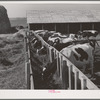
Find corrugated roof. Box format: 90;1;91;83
27;10;100;23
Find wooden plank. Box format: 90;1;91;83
42;24;44;30
28;23;30;31
57;52;60;77
68;65;72;89
54;49;56;59
60;55;63;80
62;60;68;89
67;23;69;34
25;62;30;89
51;48;54;61
74;70;79;90
30;62;34;89
80;23;82;31
55;24;56;31
92;23;94;30
81;77;87;90
49;47;52;63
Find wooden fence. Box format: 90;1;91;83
24;31;99;90
24;32;34;89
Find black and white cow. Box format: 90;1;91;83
60;41;95;74
48;33;77;51
37;46;47;55
78;30;98;39
48;33;76;46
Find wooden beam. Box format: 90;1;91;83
57;52;60;77
62;60;68;89
28;23;30;31
80;23;82;31
92;23;94;30
68;65;72;89
55;23;56;31
75;70;79;90
42;24;44;30
67;23;69;34
81;77;87;90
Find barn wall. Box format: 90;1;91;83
69;23;80;34
56;23;67;34
29;22;100;34
81;23;92;31
42;23;55;31
94;23;100;32
30;23;42;30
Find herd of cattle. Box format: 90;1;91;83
29;30;99;79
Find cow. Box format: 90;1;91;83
78;30;98;39
35;30;56;42
60;41;96;75
48;34;77;51
32;39;42;49
37;46;47;55
47;33;75;46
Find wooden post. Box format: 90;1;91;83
55;23;56;31
81;77;87;90
54;49;56;59
30;60;34;89
25;62;30;89
60;55;63;80
75;70;79;90
51;48;54;61
62;60;68;89
67;23;69;34
57;52;60;77
28;41;34;89
92;23;94;30
28;23;30;31
68;65;72;89
47;45;49;56
49;47;52;63
80;23;82;31
24;34;30;89
42;24;44;30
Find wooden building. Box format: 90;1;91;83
27;10;100;34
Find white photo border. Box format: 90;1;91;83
0;1;100;99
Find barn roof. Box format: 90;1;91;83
27;10;100;23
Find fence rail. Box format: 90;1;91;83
24;32;34;89
24;30;99;90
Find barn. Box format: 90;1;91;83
27;10;100;34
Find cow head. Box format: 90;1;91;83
42;59;57;81
31;37;37;43
34;40;42;49
37;46;47;55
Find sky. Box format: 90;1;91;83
1;3;100;18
